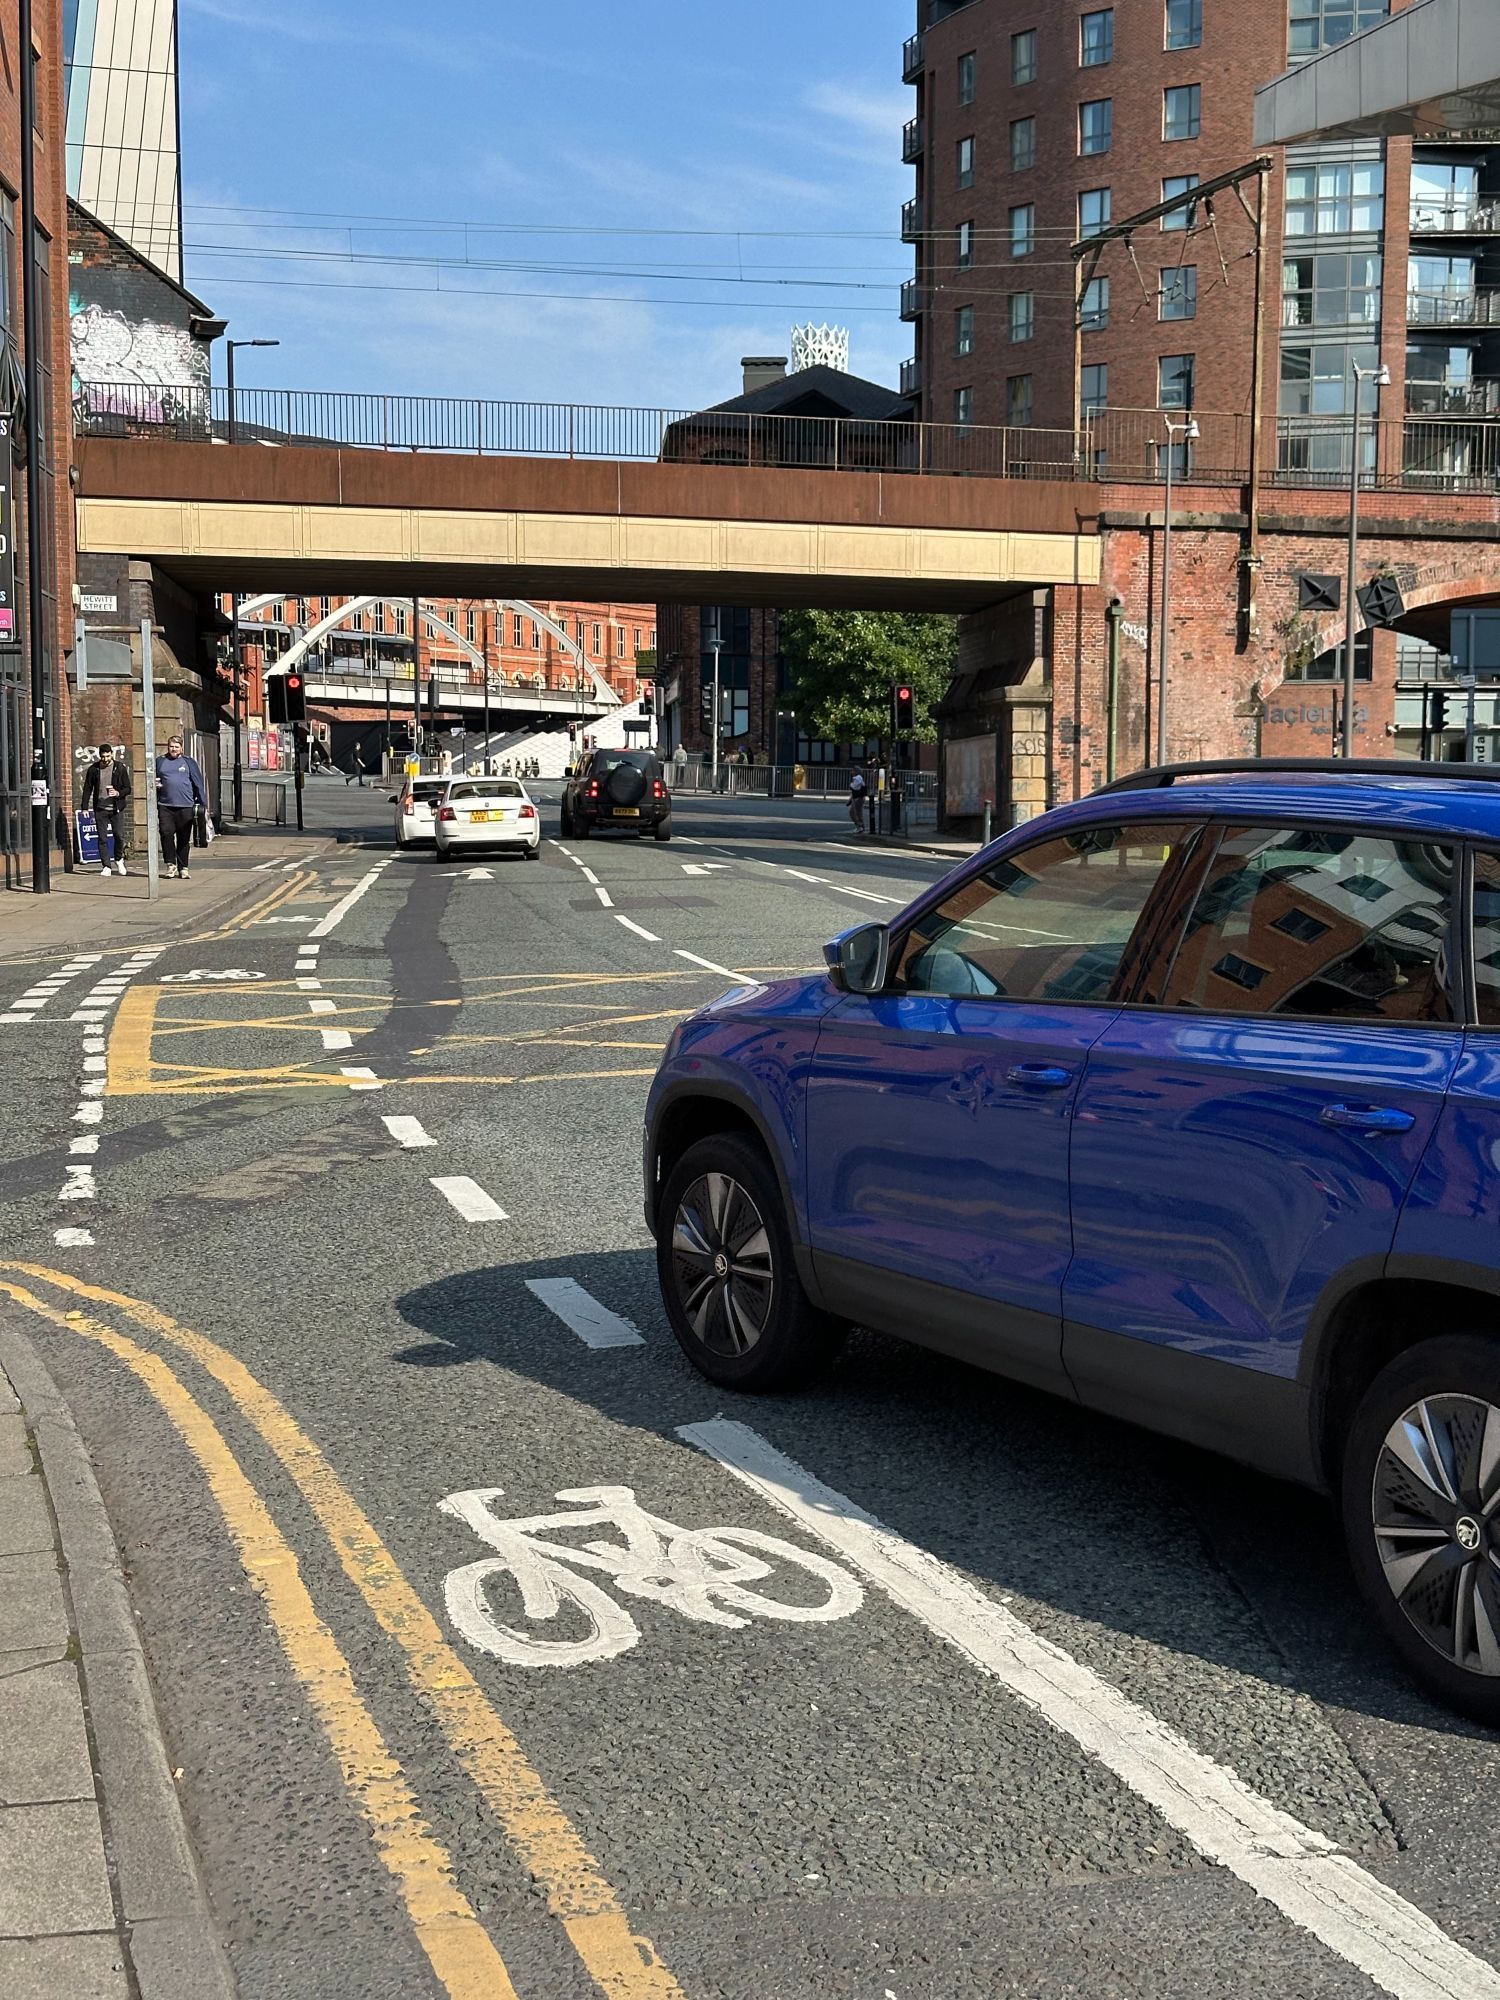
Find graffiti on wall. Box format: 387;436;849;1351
69;302;206;422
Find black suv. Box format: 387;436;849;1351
561;748;672;841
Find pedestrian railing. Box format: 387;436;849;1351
223;779;288;826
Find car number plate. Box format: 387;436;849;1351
470;811;501;822
613;807;641;817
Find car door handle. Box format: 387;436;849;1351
1319;1102;1416;1135
1006;1064;1073;1090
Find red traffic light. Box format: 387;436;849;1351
898;686;911;700
286;673;302;690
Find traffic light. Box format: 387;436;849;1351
892;683;915;733
701;684;714;725
1431;691;1449;734
266;671;306;726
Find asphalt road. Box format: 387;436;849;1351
2;777;1498;2000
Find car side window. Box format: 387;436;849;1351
1471;850;1500;1025
1151;823;1455;1023
891;820;1198;1003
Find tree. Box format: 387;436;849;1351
779;610;956;745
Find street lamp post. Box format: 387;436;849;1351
1340;358;1391;759
709;639;723;792
1156;415;1200;767
225;338;279;820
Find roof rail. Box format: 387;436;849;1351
1098;757;1500;794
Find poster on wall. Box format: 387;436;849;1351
944;733;998;818
248;733;262;771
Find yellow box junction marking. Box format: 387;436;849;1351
0;1276;519;2000
0;1264;687;2000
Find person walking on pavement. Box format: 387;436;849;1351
352;743;367;787
847;762;870;837
81;743;131;875
155;734;208;880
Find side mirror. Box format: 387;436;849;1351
824;921;889;996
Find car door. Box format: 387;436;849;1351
803;815;1203;1392
1064;818;1465;1469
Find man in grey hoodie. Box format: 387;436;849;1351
155;734;209;879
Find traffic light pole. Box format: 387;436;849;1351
294;725;305;831
19;0;49;892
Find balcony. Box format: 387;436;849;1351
901;197;923;243
902;116;924;163
900;279;923;321
1411;198;1500;236
1408;287;1500;326
1406;377;1500;417
900;356;923;398
903;30;925;81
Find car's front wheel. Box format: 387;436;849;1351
656;1133;845;1391
1342;1333;1500;1724
559;806;573;836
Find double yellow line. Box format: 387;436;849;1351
0;1264;685;2000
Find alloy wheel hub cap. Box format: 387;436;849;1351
1373;1393;1500;1676
669;1172;774;1359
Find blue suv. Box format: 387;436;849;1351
645;760;1500;1720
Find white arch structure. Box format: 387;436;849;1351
241;594;620;707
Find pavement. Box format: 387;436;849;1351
0;776;1496;1999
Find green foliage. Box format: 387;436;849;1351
779;610;956;744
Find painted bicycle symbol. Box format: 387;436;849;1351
159;969;267;984
439;1483;863;1667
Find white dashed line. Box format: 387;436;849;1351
73;1103;103;1125
319;1028;354;1052
340;1067;382;1091
673;949;758;988
381;1115;435;1149
684;1419;1500;2000
296;978;322;992
57;1165;96;1203
53;1228;95;1248
593;884;615;909
429;1176;508;1223
308;999;337;1015
614;915;661;943
580;866;600;885
69;1135;99;1156
525;1277;644;1350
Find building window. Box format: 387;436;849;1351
1288;0;1389;57
1159;352;1196;408
1161;173;1201;229
1007;375;1034;426
1081;276;1110;332
372;602;386;635
634;627;643;653
1279;340;1379;416
615;626;626;656
1079;99;1112;156
575;618;586;646
1011;28;1036;85
955;304;974;356
1282;250;1381;326
957;219;976;268
1079;187;1112;237
1160;265;1198;320
512;613;524;646
957;136;975;189
1165;0;1203;48
531;621;541;648
954;386;974;427
1284;158;1383;235
1081;9;1114;65
592;623;602;654
958;50;976;104
1163;84;1201;141
1010;293;1035;342
1010;205;1035;257
465;607;477;646
1009;118;1035;172
394;604;407;635
1081;363;1109;414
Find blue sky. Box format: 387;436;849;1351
180;0;913;411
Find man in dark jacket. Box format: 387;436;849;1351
155;735;209;880
80;744;132;876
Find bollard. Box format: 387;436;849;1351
982;801;993;848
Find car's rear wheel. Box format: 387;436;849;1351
525;844;540;861
1342;1334;1500;1723
575;818;591;839
656;1133;845;1391
654;816;673;842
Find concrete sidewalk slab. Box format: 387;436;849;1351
0;1333;234;1999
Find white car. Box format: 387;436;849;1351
434;777;541;861
393;776;448;850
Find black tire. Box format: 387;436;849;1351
654;817;673;843
525;844;540;861
575;817;591;839
559;806;573;836
1341;1333;1500;1724
656;1133;845;1391
436;846;452;864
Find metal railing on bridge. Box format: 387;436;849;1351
71;384;1500;495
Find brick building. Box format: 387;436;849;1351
901;0;1500;825
231;595;654;765
0;0;80;884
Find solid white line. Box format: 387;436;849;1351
593;883;615;909
525;1277;644;1350
308;999;337;1015
429;1175;508;1222
682;1419;1500;2000
251;859;279;872
672;949;757;988
381;1115;435;1149
53;1228;95;1248
309;865;384;939
614;915;661;943
319;1028;354;1052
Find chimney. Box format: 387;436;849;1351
741;355;787;395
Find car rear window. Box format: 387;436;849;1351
591;752;654;775
450;781;523;799
409;782;445;800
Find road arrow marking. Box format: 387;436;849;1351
465;868;495;880
681;863;729;876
